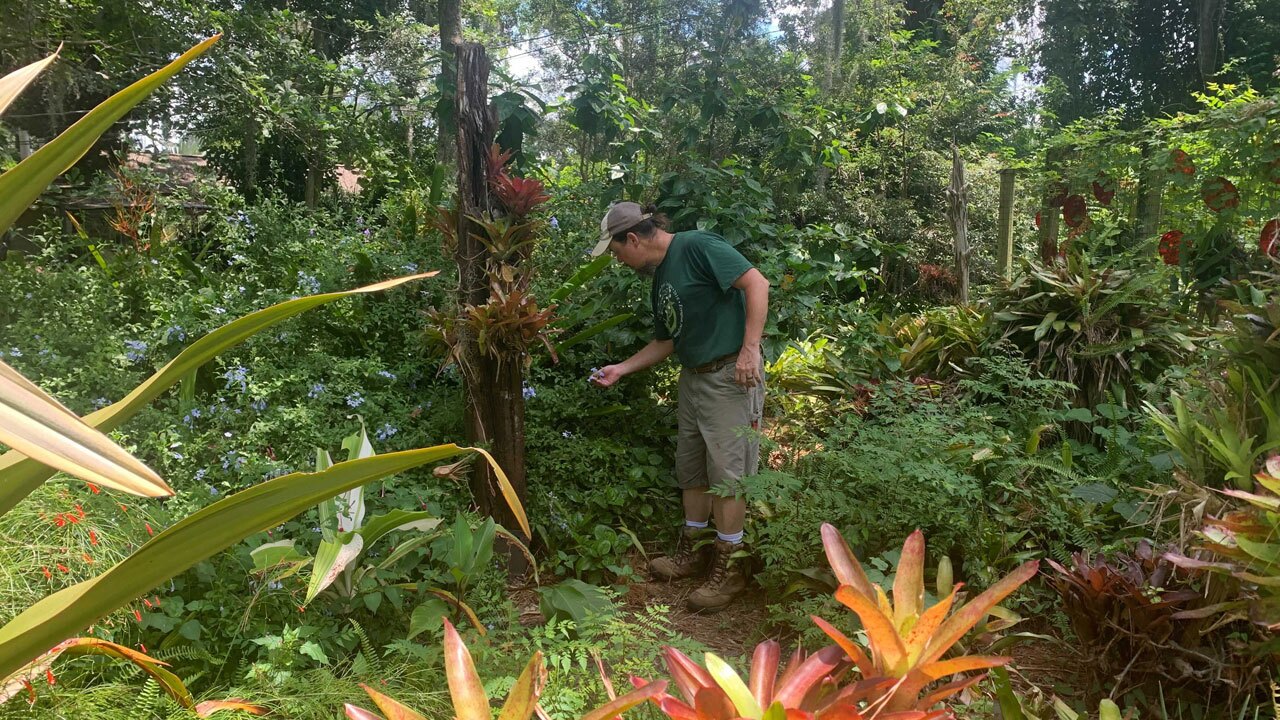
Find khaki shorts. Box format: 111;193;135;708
675;358;765;494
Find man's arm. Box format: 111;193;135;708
592;339;675;387
732;268;770;387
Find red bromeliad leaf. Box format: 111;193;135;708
817;703;867;720
581;680;669;720
1061;194;1088;228
487;144;514;181
920;561;1038;667
344;704;385;720
1158;230;1184;265
657;694;700;720
693;685;736;720
358;683;427;720
1092;175;1116;206
491;174;550;217
775;646;808;692
772;646;846;709
810;616;875;677
834;587;906;671
915;672;985;710
1261;218;1280;258
821;524;877;601
664;647;716;703
892;531;926;625
443;619;490;720
749;640;781;706
1202;176;1240;212
902;587;958;658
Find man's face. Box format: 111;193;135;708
610;233;658;276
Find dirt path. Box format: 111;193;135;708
620;575;775;657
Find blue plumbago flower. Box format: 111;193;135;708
308;383;326;398
212;306;226;315
221;451;245;471
562;430;574;438
267;580;283;590
362;228;371;237
195;468;208;481
345;392;364;408
182;407;202;426
375;423;398;441
356;216;365;226
401;262;418;273
263;467;290;479
549;216;559;230
249;398;267;413
522;383;536;400
223;365;248;393
230;254;247;265
376;370;396;380
309;227;316;236
588;367;603;383
124;340;148;362
296;271;321;294
93;397;110;409
164;325;186;342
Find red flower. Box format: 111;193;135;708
1202;176;1240;212
1159;230;1184;265
1170;149;1196;176
1262;218;1280;258
144;523;153;536
45;669;55;686
57;564;69;573
1062;194;1088;228
86;482;100;494
41;567;51;580
81;552;94;565
1092;175;1116;206
89;529;98;546
133;609;142;622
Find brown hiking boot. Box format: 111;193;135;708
649;526;712;580
687;540;749;612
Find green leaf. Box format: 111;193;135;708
407;598;450;640
556;313;633;353
0;443;482;679
536;579;615;627
0;273;437;517
0;36;220;234
299;641;329;665
549;255;612;304
1070;483;1118;504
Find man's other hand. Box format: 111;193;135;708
734;348;762;388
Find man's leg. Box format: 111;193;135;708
687;362;764;610
650;370;714;580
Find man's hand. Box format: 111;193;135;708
591;365;626;387
734;347;762;388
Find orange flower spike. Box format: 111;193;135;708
75;504;85;518
145;523;153;536
139;643;147;653
41;567;51;580
45;669;55;686
53;515;66;527
143;598;153;608
57;564;69;573
87;481;101;494
89;529;99;546
22;679;35;705
119;503;128;512
82;553;94;564
66;513;80;525
133;609;142;623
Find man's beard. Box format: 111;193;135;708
637;262;657;277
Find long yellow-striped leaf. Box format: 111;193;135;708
0;444;479;679
0;49;59;117
834;585;907;673
0;360;172;497
892;530;926;628
0;36;219;233
443;618;490;720
704;652;762;720
0;273;437;517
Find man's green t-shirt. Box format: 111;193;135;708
651;230;754;368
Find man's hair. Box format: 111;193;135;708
611;203;669;243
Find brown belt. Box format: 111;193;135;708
690;351;739;374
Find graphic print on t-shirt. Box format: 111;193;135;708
657;282;683;339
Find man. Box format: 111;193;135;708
589;201;769;611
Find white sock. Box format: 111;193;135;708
684;519;709;529
716;530;744;544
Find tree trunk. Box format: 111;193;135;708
1196;0;1223;83
946;144;969;303
453;43;531;572
996;168;1016;280
437;0;462;169
826;0;846;92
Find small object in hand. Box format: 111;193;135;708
589;368;604;383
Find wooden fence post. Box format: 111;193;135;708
1038;147;1065;263
996;168;1015;279
946;144;970;303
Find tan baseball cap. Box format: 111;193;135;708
591;202;653;257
